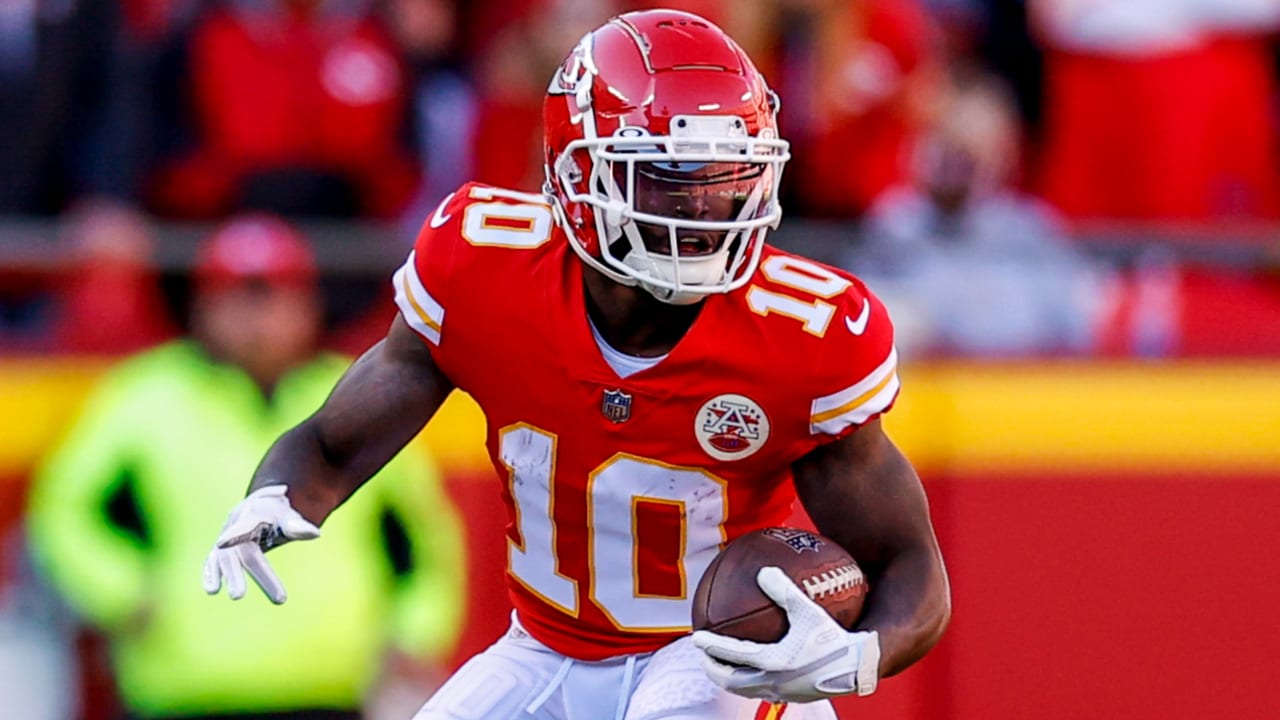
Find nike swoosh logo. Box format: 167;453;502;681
428;192;456;228
845;298;870;335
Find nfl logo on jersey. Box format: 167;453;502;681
601;389;633;423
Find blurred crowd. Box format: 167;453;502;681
4;0;1278;222
3;0;1280;359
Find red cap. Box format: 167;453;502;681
195;214;317;290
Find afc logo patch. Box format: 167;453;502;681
762;527;825;554
694;393;770;461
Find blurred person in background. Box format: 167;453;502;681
848;69;1106;357
53;201;176;354
27;214;466;720
0;523;78;720
115;0;205;202
383;0;478;219
0;0;179;349
0;203;173;354
920;0;1045;137
779;0;944;218
464;0;622;191
148;0;420;219
0;0;139;215
1027;0;1280;357
1032;0;1280;220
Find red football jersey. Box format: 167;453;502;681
394;183;899;660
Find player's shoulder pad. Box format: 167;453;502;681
750;251;900;437
409;182;557;270
395;183;556;346
810;276;899;436
409;181;485;263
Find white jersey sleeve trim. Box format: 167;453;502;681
809;347;899;435
393;251;445;346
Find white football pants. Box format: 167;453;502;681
412;614;837;720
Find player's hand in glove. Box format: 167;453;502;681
202;485;320;604
692;566;881;704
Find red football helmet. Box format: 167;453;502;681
543;9;790;304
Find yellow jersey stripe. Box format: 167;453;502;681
811;368;898;425
811;347;898;416
399;270;441;334
392;254;444;345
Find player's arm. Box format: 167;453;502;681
203;315;454;603
249;315;453;521
206;186;469;604
793;417;950;675
694;420;949;702
793;283;950;681
696;274;948;701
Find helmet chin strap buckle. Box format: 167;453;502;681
555;153;583;184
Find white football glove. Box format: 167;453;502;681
202;485;320;604
692;566;881;704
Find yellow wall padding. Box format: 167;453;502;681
5;360;1278;479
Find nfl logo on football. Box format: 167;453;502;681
601;389;633;423
762;527;825;553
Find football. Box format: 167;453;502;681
691;527;868;644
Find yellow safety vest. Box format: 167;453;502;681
27;341;465;716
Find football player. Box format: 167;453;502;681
205;9;950;719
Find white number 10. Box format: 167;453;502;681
499;423;728;631
746;255;853;336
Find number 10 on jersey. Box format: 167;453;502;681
500;423;728;632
